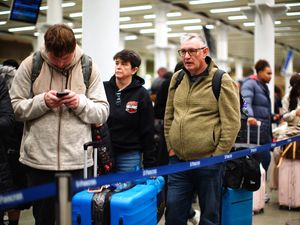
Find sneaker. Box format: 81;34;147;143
188;209;200;225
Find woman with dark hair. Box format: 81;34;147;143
104;49;157;173
282;73;300;125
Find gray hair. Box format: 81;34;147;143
180;33;207;47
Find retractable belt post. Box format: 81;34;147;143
55;173;72;225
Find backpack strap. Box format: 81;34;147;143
31;51;44;84
31;52;93;91
212;69;225;101
81;54;92;90
174;69;185;89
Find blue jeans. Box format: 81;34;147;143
165;156;224;225
115;150;141;172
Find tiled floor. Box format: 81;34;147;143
17;188;300;225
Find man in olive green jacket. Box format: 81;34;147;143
164;33;240;225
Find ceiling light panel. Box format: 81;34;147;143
8;26;35;32
210;7;241;13
120;5;152;13
189;0;234;5
167;19;201;25
120;22;152;29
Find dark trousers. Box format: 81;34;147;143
25;166;86;225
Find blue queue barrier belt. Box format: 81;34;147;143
1;135;299;210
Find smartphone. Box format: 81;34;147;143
56;92;69;97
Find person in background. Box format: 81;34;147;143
282;73;300;126
0;75;15;225
9;24;109;225
150;67;168;102
274;85;283;119
241;59;281;203
164;33;240;225
104;49;157;174
0;59;30;225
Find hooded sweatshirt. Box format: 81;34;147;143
104;75;157;168
9;45;109;171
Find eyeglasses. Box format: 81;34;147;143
115;91;121;106
177;47;206;57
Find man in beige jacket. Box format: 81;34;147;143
10;24;109;225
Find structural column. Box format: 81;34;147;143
235;59;243;81
215;21;229;72
243;0;287;111
168;44;178;72
154;2;169;73
82;0;119;81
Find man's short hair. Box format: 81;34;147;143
44;24;76;58
113;49;141;68
255;59;270;74
180;33;207;47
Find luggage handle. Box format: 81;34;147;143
83;141;101;179
247;120;261;145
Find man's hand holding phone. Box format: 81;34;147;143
58;89;80;110
56;91;69;98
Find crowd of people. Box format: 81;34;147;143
0;23;296;225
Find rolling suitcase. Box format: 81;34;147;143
252;164;265;213
72;141;108;225
278;157;300;209
72;141;165;225
221;188;253;225
235;122;265;213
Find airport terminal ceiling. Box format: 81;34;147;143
0;0;300;74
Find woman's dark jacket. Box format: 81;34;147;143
104;75;157;168
0;76;15;193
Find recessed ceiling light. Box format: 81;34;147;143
120;17;131;22
184;25;203;31
205;24;214;29
286;3;300;7
167;33;185;38
0;10;10;15
243;22;255;27
274;21;281;25
139;27;172;34
286;12;300;16
144;12;182;19
125;35;137;41
167;19;201;25
228;15;247;20
72;28;82;33
210;7;241;13
75;34;82;39
275;27;291;31
69;12;82;18
189;0;234;5
8;26;35;32
40;2;76;10
120;5;152;13
120;22;152;29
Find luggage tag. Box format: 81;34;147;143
88;185;111;193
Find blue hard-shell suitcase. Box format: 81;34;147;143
221;188;252;225
72;141;165;225
110;177;165;225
